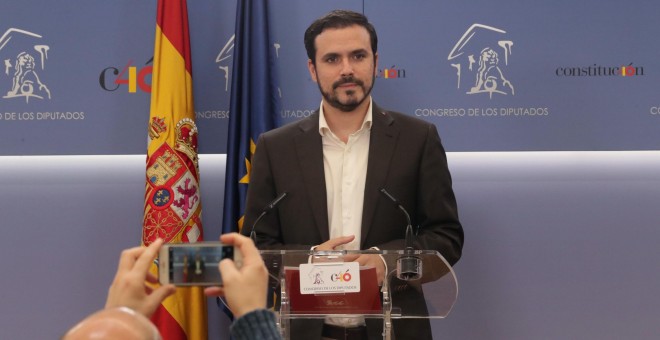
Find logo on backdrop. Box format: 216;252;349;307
99;57;153;93
215;34;282;97
377;65;406;79
0;28;51;103
215;35;234;92
416;23;549;120
447;24;514;98
554;63;644;77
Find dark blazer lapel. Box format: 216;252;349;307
293;112;330;241
361;105;398;248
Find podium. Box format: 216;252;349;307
259;249;457;339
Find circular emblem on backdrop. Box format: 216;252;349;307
150;186;173;210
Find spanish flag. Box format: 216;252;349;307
142;0;207;339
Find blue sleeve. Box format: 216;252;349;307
230;309;281;340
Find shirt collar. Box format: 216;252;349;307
318;97;373;137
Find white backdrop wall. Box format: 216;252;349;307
1;152;659;339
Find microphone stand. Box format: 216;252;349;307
379;188;422;281
249;192;287;243
247;192;288;312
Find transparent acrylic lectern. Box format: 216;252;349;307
259;249;458;340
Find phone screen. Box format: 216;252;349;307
167;244;233;285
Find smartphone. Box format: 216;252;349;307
158;242;242;286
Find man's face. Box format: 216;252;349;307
307;25;377;113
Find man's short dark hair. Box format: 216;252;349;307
304;9;378;64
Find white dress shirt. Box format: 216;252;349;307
318;99;373;328
318;99;372;251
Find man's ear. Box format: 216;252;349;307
373;52;379;76
307;59;318;83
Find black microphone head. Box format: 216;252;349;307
251;192;288;244
263;191;288;211
266;191;288;210
379;187;399;204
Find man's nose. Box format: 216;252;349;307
339;58;354;77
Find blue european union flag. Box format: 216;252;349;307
222;0;279;236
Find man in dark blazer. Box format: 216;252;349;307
242;106;462;260
242;9;463;340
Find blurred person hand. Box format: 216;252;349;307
105;239;176;317
204;233;269;318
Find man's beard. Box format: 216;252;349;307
317;74;375;112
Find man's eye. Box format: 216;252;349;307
353;54;366;60
325;57;337;63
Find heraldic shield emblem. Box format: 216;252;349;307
143;121;202;245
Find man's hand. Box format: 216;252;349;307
316;236;385;284
345;254;386;284
204;233;269;318
315;235;355;251
105;239;176;317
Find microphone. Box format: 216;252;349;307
379;188;414;251
247;192;287;310
249;192;288;243
379;188;422;281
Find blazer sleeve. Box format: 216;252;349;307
240;133;317;250
374;123;463;266
240;135;278;242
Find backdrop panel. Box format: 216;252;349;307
1;0;658;155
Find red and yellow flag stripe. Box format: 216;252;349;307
143;0;206;339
